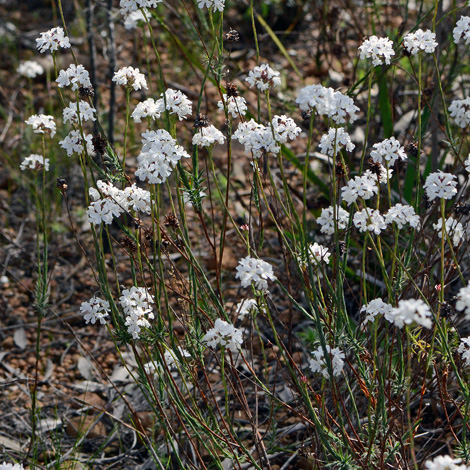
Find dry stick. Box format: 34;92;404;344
106;0;116;145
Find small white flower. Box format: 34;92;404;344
456;285;470;319
217;94;247;118
449;98;470;128
161;88;192;120
453;16;470;45
59;130;94;157
120;286;154;339
192;125;225;147
361;298;393;323
124;9;148;29
236;299;258;321
319;128;355;157
316;206;349;235
86;199;122;225
363;166;393;184
359;36;395;66
424;455;467;470
80;296;110;325
56;64;92;90
389;299;432;329
235;256;276;292
122;184;151;214
245;63;281;92
464;155;470;173
433;216;465;246
385;204;420;229
370;137;407;166
271;115;301;143
299;242;331;267
341;174;378;206
233;120;280;158
20;154;49;172
36;27;71;53
197;0;225;12
353;209;387;235
309;345;345;378
423;171;457;200
113;66;147;91
63;101;97;124
0;463;25;470
458;337;470;368
25;114;56;138
132;98;163;123
17;60;44;78
119;0;161;16
403;29;437;55
202;318;243;352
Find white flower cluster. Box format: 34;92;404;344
192;125;225;148
271;115;302;143
236;299;258;321
245;63;281;92
370;137;407;166
453;16;470;45
353;209;386;235
389;299;432;329
385;204;420;229
113;66;147;91
359;36;395;66
197;0;225;12
217;94;247;118
80;296;110;325
449;98;470;128
25;114;56;138
17;60;44;78
363;166;392;184
132;98;162;122
319;128;355;157
341;174;378;206
433;216;465;246
235;256;276;292
20;154;49;172
296;84;359;124
135;129;190;184
120;286;155;339
361;298;393;323
458;337;470;368
0;463;24;470
456;285;470;319
299;242;331;268
162;88;193;120
119;0;161;16
60;130;94;157
424;455;469;470
87;180;151;225
202;318;243;353
309;345;345;379
56;64;91;90
36;27;71;53
423;171;457;201
233;120;279;158
63;101;96;124
316;206;349;235
403;29;437;55
124;9;148;29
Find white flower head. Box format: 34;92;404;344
456;285;470;319
20;154;49;172
161;88;192;120
319;128;355;157
25;114;56;138
36;27;71;53
233;120;280;158
309;345;345;378
63;101;96;124
341;174;378;206
235;256;276;292
119;0;162;16
299;242;331;268
385;204;420;229
86;198;122;225
60;130;94;157
433;216;465;246
353;209;387;235
403;29;437;55
389;299;432;329
197;0;225;12
56;64;92;90
359;36;395;66
132;98;163;123
449;98;470;128
120;286;155;339
192;125;225;148
217;94;247;118
316;206;350;235
245;63;281;92
361;298;393;323
17;60;44;78
370;137;407;166
458;337;470;368
0;463;24;470
236;299;259;321
202;318;243;352
124;9;148;29
113;66;147;91
424;455;467;470
271;115;301;143
423;171;457;201
454;16;470;45
80;296;110;325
